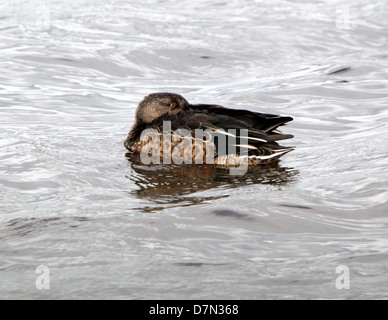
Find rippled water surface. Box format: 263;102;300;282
1;0;388;299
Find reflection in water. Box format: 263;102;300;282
125;153;298;209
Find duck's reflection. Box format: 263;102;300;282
125;153;298;207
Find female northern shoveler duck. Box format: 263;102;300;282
124;93;294;166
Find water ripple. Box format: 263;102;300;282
1;0;388;299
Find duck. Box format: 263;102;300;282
124;92;294;166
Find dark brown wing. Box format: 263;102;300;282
189;104;293;142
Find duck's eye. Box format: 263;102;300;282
170;103;176;108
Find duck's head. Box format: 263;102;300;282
135;92;190;124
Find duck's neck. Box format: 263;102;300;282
126;121;148;144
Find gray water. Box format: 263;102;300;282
1;0;388;299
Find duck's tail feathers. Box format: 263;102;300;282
260;116;293;133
